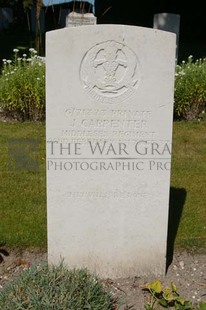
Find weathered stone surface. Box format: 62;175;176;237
46;25;176;278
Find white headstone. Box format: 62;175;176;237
46;25;176;278
153;13;180;62
66;11;96;27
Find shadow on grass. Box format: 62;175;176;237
166;187;187;272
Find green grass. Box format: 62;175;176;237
0;121;46;248
171;121;206;250
0;120;206;252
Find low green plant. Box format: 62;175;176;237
0;262;117;309
174;56;206;120
0;48;45;121
143;280;206;310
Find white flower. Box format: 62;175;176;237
29;48;37;53
179;71;185;76
37;56;45;62
27;58;32;62
23;54;27;57
7;60;12;64
13;48;19;53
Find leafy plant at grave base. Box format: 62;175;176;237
0;261;118;310
142;280;206;310
0;48;45;121
174;56;206;121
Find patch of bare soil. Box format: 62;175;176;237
0;248;206;309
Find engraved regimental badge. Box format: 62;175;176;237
80;40;141;104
